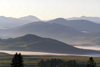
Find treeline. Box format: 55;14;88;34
38;59;84;67
38;57;96;67
10;53;96;67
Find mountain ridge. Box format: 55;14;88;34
0;34;100;55
0;17;100;46
0;15;41;28
3;21;87;44
19;15;41;22
67;16;100;24
47;18;100;32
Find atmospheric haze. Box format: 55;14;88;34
0;0;100;20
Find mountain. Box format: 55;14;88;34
0;34;100;55
0;16;41;28
1;20;100;45
67;16;100;24
19;15;41;22
0;18;100;46
47;18;100;32
4;21;86;44
47;18;100;45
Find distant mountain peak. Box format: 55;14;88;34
27;15;36;17
48;18;67;23
24;34;35;36
0;15;41;28
0;16;9;19
19;15;41;22
55;18;67;20
21;34;40;38
0;16;5;17
81;16;86;18
22;15;37;18
67;16;100;24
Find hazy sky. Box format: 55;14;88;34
0;0;100;20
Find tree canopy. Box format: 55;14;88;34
86;57;96;67
11;53;24;67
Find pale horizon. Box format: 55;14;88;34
0;0;100;20
0;15;100;21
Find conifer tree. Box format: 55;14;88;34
86;57;96;67
38;59;45;67
11;53;24;67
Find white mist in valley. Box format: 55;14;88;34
0;46;100;56
0;50;69;55
75;45;100;51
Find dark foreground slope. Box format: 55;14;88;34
0;34;100;55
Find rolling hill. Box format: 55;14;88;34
4;22;87;44
0;34;100;55
47;18;100;32
0;18;99;46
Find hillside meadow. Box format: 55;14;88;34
0;54;100;67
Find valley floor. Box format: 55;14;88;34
0;55;100;67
